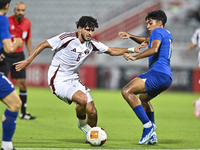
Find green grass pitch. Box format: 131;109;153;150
0;87;200;149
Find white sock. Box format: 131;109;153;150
1;141;13;150
196;98;200;106
152;131;157;135
143;121;152;128
78;118;87;127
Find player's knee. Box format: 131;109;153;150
121;87;130;99
10;99;22;112
79;94;87;108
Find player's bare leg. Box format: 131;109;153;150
121;77;146;108
1;91;21;150
86;101;97;127
73;90;91;134
84;101;97;143
2;91;22;112
73;91;87;115
121;77;156;144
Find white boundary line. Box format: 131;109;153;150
17;148;200;150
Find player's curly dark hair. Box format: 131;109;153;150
145;10;167;27
76;16;99;29
0;0;11;10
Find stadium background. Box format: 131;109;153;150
6;0;200;92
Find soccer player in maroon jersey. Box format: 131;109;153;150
0;2;36;120
14;16;146;142
188;28;200;118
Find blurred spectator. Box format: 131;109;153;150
186;6;200;25
194;6;200;22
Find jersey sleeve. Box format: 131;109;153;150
151;28;163;41
91;40;109;54
47;32;72;51
0;17;11;41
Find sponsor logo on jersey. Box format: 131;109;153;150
71;48;76;52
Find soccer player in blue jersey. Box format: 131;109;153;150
119;10;173;145
0;0;23;149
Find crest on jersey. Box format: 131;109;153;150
84;49;90;55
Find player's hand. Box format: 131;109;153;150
13;59;30;72
0;53;5;62
134;41;148;53
188;43;196;50
124;53;136;61
14;37;23;48
118;32;130;39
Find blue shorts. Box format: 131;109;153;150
0;73;15;99
138;69;172;98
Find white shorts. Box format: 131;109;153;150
48;67;93;104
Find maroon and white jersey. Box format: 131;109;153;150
47;31;108;82
191;28;200;48
191;28;200;67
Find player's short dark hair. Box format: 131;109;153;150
0;0;11;10
145;10;167;27
76;16;99;29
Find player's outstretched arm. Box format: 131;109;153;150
105;47;129;56
118;31;149;44
105;41;147;56
124;40;159;61
14;40;51;71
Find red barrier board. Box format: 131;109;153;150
192;68;200;92
79;65;97;88
10;64;97;88
10;63;49;87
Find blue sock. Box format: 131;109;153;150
146;112;155;124
133;105;150;125
2;109;18;141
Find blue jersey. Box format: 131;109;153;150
148;28;173;79
0;15;14;98
0;15;11;52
